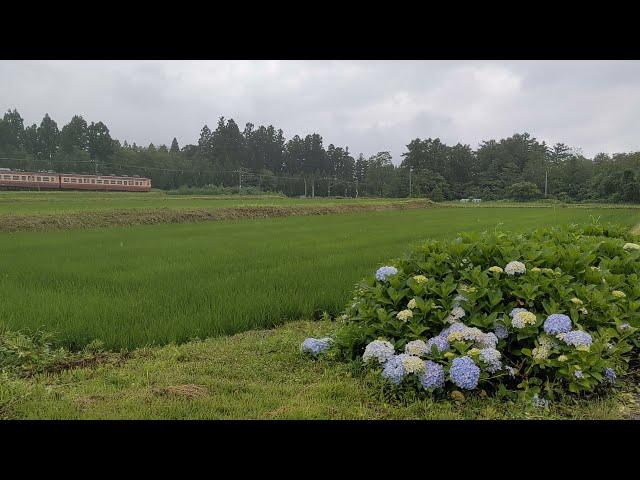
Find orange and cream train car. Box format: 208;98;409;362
0;170;151;192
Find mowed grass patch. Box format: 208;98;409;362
0;190;401;215
1;207;638;349
1;321;636;420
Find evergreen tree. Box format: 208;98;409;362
170;137;180;153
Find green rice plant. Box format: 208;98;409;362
1;207;638;349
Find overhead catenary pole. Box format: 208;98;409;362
409;168;412;198
544;169;548;197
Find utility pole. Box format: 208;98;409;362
544;169;548;197
355;177;358;198
238;169;242;192
328;177;331;197
312;177;315;198
409;168;412;198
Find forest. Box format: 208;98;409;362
1;108;639;202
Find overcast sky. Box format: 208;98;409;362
1;60;639;162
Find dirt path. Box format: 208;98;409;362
0;199;439;233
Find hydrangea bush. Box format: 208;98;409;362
306;223;640;401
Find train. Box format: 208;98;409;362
0;169;151;192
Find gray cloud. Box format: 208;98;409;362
1;60;639;162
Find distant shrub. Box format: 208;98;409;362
506;181;543;201
166;184;283;196
311;223;639;401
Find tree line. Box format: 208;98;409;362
1;108;639;202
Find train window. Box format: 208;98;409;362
70;178;76;183
97;179;102;184
42;177;47;181
21;176;26;180
91;179;95;183
4;175;10;179
13;176;18;180
111;180;116;184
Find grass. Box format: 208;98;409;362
0;199;436;233
1;206;638;349
0;190;403;215
2;320;637;420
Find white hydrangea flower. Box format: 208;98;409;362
413;275;427;284
407;298;417;309
397;309;413;322
532;345;550;360
402;355;426;374
505;261;526;276
362;340;395;364
404;340;428;357
512;310;537;329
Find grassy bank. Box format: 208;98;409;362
0;191;403;215
1;207;638;349
1;320;637;420
0;199;436;233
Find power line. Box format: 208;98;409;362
0;156;398;196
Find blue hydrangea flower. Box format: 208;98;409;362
604;367;616;385
426;335;449;353
531;394;549;408
619;323;631;331
453;294;468;307
301;337;332;357
449;356;480;390
381;354;406;385
494;324;509;340
479;332;499;349
574;370;584;379
479;348;502;373
419;360;445;390
509;308;527;318
506;366;517;377
375;266;398;282
563;330;593;349
440;322;466;337
543;314;572;335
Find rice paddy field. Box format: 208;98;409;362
2;193;640;420
1;196;638;350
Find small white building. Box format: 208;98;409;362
460;198;470;203
472;198;482;203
